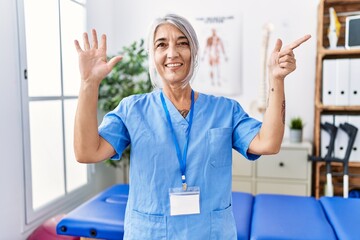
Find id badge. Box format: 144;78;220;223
169;186;200;216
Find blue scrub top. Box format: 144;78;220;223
98;89;262;240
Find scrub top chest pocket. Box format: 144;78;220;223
208;128;233;168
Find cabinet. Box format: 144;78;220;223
313;0;360;198
232;141;312;196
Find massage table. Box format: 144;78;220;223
57;184;360;239
251;194;336;239
320;196;360;239
57;184;128;239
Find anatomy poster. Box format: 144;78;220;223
191;15;242;96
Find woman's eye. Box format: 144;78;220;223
179;41;189;46
156;42;166;48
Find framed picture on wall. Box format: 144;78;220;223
190;14;242;96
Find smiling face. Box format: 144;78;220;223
153;23;191;87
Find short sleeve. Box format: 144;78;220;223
98;100;131;160
232;102;262;160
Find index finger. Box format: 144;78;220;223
287;34;311;50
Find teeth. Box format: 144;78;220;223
166;63;182;67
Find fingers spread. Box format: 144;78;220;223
79;29;105;52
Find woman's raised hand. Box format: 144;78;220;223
74;29;122;85
268;34;311;81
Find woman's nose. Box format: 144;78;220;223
167;44;179;59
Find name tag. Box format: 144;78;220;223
169;186;200;216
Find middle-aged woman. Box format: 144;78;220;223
74;13;311;239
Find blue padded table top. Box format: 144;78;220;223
57;184;129;240
57;184;254;240
232;191;254;240
320;196;360;240
251;194;337;240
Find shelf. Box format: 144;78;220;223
315;162;360;198
319;48;360;58
315;104;360;113
330;172;360;177
324;0;360;4
324;0;360;6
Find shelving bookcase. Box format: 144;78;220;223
313;0;360;198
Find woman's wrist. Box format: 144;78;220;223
79;80;100;96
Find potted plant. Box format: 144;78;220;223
98;39;153;170
289;117;304;143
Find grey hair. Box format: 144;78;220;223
146;13;199;88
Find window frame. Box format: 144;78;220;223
16;0;93;225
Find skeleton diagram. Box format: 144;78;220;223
202;28;228;86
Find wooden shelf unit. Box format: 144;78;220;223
315;162;360;197
313;0;360;198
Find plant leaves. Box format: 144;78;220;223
98;39;152;168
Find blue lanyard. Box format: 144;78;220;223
160;90;194;190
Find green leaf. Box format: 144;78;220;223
289;117;304;130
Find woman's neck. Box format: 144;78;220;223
162;84;194;117
163;84;192;103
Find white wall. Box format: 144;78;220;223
0;0;118;238
0;0;25;238
89;0;319;142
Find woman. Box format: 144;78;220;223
74;14;310;239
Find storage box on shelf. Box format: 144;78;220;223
313;0;360;198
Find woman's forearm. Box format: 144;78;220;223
74;81;102;163
258;77;286;153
